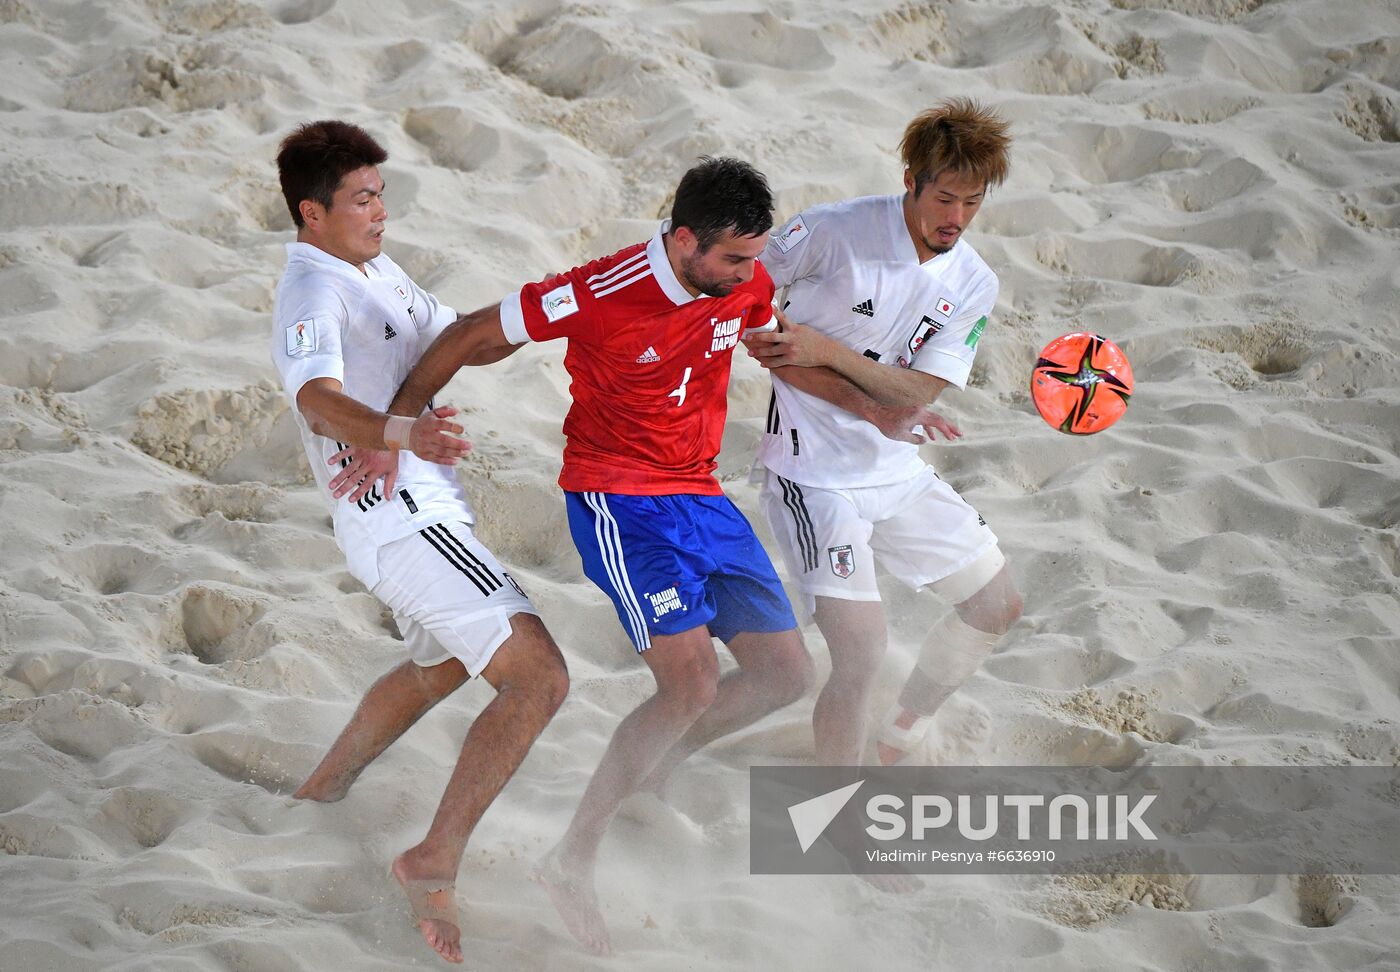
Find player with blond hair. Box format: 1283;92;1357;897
746;98;1024;770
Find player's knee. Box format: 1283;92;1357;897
536;654;570;716
658;675;718;722
654;656;720;721
771;638;816;704
957;580;1023;635
836;630;888;673
815;607;888;667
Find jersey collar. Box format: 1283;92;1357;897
648;219;697;306
285;241;381;279
886;194;960;268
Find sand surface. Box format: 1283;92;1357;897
2;0;1399;969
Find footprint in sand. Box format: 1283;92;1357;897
1293;874;1358;927
170;584;268;665
100;786;188;849
269;0;334;25
404;106;516;173
188;729;320;795
53;542;183;597
17;690;150;763
173;481;281;524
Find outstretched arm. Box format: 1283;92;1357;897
388;303;522;417
326;303;524;503
768;364;960;445
746;308;949;409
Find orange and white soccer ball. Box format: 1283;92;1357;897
1031;332;1134;435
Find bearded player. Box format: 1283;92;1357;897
386;157;815;954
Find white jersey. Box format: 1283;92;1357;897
270;242;472;568
756;194;998;489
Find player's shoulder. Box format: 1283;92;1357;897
280;246;363;297
793;193;891;234
576;240;649;284
276;264;354;324
774;194;898;259
945;239;999;296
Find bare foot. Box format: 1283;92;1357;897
392;852;463;964
537;846;611;956
291;781;349;802
292;768;357;803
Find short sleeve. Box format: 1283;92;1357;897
742;262;777;334
761;211;829;290
907;278;997;389
500;266;604;345
272;294;346;408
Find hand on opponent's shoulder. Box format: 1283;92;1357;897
742;307;838;370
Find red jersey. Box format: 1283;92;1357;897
500;221;775;495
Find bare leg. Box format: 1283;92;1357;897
294;657;470;802
809;599;887;766
540;625;727;956
392;614;569;964
877;566;1023;765
636;626;813;795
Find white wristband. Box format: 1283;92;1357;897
383;415;414;451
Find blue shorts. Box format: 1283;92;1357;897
565;491;798;652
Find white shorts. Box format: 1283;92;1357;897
352;521;538;676
760;466;1002;615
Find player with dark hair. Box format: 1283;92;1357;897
270;119;569;965
385;156;814;954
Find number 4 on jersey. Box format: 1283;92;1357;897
668;367;693;407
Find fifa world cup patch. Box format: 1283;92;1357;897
286;319;317;356
542;282;579;323
829;545;856;579
775;216;809;253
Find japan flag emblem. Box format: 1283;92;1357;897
828;545;856;579
934;297;957;319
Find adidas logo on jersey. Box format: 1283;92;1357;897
852;299;874;317
635;346;661;364
384;322;397;340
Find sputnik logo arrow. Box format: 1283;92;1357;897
787;780;864;853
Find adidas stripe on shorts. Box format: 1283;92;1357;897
564;491;797;652
358;521;538;675
760;466;1002;615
